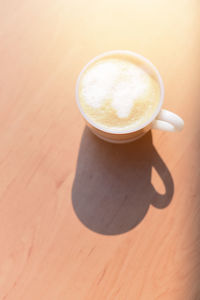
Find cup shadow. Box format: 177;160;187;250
72;128;174;235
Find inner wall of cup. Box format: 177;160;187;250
84;51;161;85
77;51;164;134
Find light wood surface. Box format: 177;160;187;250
0;1;200;299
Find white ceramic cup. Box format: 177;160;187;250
76;50;184;143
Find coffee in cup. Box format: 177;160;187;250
78;55;160;131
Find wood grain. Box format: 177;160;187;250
0;0;200;299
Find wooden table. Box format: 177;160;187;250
0;1;199;299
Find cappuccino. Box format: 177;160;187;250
79;55;160;131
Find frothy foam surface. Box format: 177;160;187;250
79;57;160;131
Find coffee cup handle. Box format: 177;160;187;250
152;109;184;132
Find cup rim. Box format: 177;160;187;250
75;50;164;134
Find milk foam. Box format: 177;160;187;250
79;57;160;130
81;59;150;117
81;61;119;108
